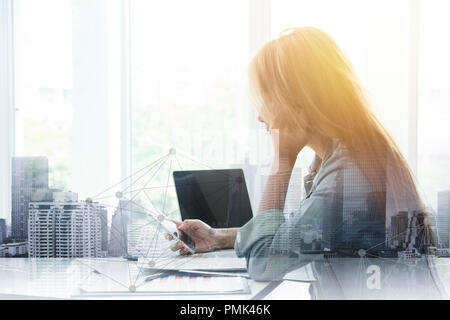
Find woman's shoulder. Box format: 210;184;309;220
313;140;357;189
299;138;378;221
310;139;378;201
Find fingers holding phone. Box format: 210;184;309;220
168;219;217;255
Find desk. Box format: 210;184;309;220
0;258;312;300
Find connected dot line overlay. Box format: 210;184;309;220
80;148;237;292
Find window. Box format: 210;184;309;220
13;0;123;209
14;0;73;190
1;0;448;223
129;0;251;216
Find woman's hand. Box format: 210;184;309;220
168;220;238;256
168;220;216;255
270;128;308;168
258;115;308;170
256;115;309;213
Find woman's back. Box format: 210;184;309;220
234;139;432;281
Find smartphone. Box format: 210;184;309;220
146;201;196;254
178;228;196;253
159;219;196;254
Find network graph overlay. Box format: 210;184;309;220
78;148;238;293
70;148;445;297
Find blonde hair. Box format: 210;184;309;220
249;27;425;219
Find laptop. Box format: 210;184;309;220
173;169;253;228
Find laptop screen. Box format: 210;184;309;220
173;169;253;228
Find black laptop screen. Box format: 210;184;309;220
173;169;253;228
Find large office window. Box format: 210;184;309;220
129;0;251;216
3;0;449;223
13;0;124;210
14;0;73;190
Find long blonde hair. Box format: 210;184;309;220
249;27;424;220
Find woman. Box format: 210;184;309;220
169;27;430;282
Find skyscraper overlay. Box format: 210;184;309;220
0;219;6;244
437;190;450;249
11;157;49;240
28;191;106;258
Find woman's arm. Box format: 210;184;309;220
258;128;306;213
214;228;239;249
170;129;307;255
258;153;295;213
170;151;297;254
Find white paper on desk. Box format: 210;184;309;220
178;269;249;278
145;249;246;271
282;263;316;282
141;275;249;294
264;280;312;300
75;275;250;296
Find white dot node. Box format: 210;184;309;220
129;285;136;293
85;198;93;204
358;249;366;257
148;260;155;268
157;214;165;222
115;191;123;199
169;148;177;155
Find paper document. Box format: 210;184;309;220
263;280;312;300
282;263;316;282
145;249;246;272
75;274;250;296
178;269;249;278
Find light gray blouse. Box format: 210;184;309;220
234;139;387;281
